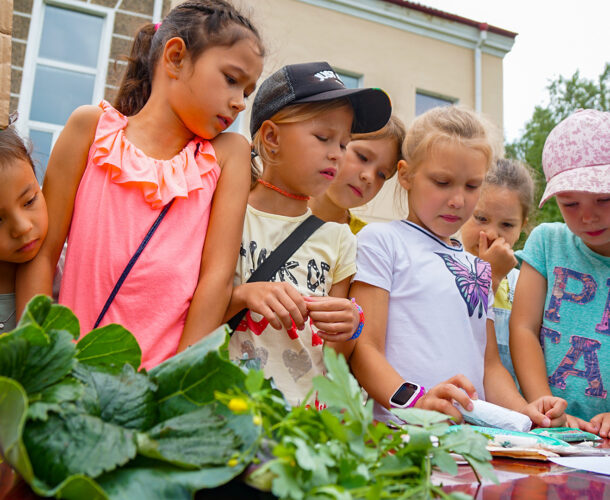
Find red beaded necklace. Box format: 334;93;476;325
257;178;310;201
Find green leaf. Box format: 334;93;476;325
13;328;76;395
391;407;452;427
150;327;246;420
30;475;109;500
73;363;157;431
244;367;265;394
28;377;84;421
17;295;80;340
137;404;242;468
0;377;34;482
431;449;458;475
23;411;138;488
76;324;141;374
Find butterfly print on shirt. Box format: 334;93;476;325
435;253;492;318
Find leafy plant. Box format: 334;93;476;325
0;296;260;500
217;349;495;499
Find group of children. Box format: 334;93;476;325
1;0;608;436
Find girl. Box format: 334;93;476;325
460;158;535;383
308;115;406;234
16;0;264;369
225;61;392;406
349;106;567;424
0;124;48;334
511;109;610;437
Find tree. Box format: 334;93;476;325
506;63;610;225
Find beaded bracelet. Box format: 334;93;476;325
350;298;364;340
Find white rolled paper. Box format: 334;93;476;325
458;399;532;433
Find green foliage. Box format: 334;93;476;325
506;63;610;227
0;296;259;500
218;348;495;499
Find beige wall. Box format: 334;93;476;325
232;0;510;221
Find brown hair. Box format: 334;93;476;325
250;98;352;185
351;114;406;178
114;0;263;116
402;106;493;174
484;158;536;222
0;125;36;174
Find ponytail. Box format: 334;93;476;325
114;24;156;117
114;0;263;117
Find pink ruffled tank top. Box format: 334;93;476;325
59;101;221;369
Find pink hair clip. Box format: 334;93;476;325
154;22;161;31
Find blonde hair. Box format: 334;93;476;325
402;106;493;173
351;115;406;178
250;98;351;185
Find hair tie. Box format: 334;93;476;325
154;22;161;31
350;298;364;340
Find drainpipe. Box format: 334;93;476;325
474;23;488;113
153;0;164;23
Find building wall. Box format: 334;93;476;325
231;0;511;221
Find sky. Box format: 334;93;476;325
417;0;610;142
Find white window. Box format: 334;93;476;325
18;0;114;180
415;91;455;116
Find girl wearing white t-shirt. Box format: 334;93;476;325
349;106;567;424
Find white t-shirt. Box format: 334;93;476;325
229;205;357;406
355;220;493;422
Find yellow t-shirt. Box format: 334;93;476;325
348;211;367;235
229;205;357;406
492;277;512;310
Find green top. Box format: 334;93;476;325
0;293;16;333
348;212;368;235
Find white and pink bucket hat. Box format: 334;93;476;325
540;109;610;207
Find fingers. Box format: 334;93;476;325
443;374;478;400
591;414;610;438
415;390;465;422
542;397;567;420
525;407;551;428
245;282;307;330
478;231;489;255
305;296;359;338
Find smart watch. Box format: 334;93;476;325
389;381;425;409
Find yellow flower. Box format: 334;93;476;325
253;414;262;426
228;458;239;467
228;397;249;413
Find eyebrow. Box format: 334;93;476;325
19;183;35;199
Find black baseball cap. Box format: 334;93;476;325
250;61;392;137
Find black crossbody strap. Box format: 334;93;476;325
94;198;175;329
228;215;325;332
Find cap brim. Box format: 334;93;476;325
539;163;610;207
294;87;392;133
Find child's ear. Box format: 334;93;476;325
260;120;280;154
163;37;188;79
396;160;412;190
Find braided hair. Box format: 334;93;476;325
115;0;263;116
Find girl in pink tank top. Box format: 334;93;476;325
17;0;264;369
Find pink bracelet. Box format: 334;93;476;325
350;298;364;340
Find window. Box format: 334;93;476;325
18;0;114;180
415;91;455;116
335;70;362;89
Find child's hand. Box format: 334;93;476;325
566;413;603;435
478;231;518;287
590;413;610;438
235;282;308;330
519;396;567;428
414;374;478;422
304;296;360;343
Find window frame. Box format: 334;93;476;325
415;90;457;116
334;69;363;89
17;0;115;149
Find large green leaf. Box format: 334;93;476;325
76;324;141;374
0;377;34;482
73;363;157;430
137;404;242;468
149;327;245;420
23;411;138;488
17;295;80;340
0;326;76;395
28;377;84;421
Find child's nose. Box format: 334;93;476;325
448;191;464;209
581;207;599;224
11;214;33;238
359;166;374;183
231;93;246;112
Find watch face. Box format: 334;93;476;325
391;382;420;406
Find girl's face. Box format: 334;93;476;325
0;160;48;264
556;191;610;256
272;106;353;197
325;137;397;210
171;37;263;139
399;141;487;243
461;185;525;257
